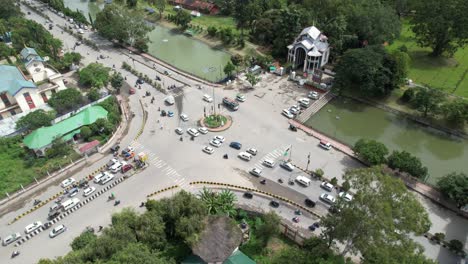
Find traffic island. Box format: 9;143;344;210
200;114;232;132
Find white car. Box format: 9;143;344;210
202;146;214;154
249;167;262;177
94;171;111;183
298;98;310;107
320;193;336;204
246;148;257;156
262;159;276;168
319;140;332;150
238;152;252;161
25;221;43;234
101;173;116;184
175;127;184;135
198;127;208;134
180;113;189;122
282;109;294;119
49;224;67;238
289;106;300;115
210;139;222;147
308;91;319;99
83;186;96;197
213;135;225;142
203;94;213;102
2;232;21;246
60;178;76;188
339;192;353;202
187;128;200;137
236;94;246;102
106;158;119;168
320;181;334;192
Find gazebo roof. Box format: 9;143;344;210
192;216;242;263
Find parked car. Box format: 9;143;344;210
320;193;336;204
121;164;134;173
187;128;200;137
210;139;222;147
308;91;319;99
262;159;275;168
202;146;214;154
320;181;334;192
243;192;254;199
94;171;111;183
83;187;96;197
270;200;280;208
289;106;300;115
298;98;310;107
236;93;246;102
238;152;252;161
68;187;79;197
246;148;257;155
175;127;184;135
49;224;67;238
203;94;213;102
304;198;316;208
168;111;174;117
61;178;76;188
282;109;294;119
229;141;242;150
198;127;208;134
110;145;120;153
279;161;294;171
338;192;353;202
2;232;21;246
249;167;262;177
180;113;189;122
106;158;119;168
213;135;225;142
100;173;115;184
25;221;43;234
319;140;332;150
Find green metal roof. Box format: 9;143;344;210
182;251;255;264
20;47;38;59
0;65;37;95
23;106;108;149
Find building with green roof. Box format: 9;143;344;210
182;250;256;264
23;106;108;155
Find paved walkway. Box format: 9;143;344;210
296;91;335;123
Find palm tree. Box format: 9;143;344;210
198;187;218;215
217;189;237;217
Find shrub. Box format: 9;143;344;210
353;139;389;165
387;150;428;178
433;232;445;242
314;168;324;179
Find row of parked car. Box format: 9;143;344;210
282;92;320;119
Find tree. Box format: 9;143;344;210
62;52;82;68
207;26;217;37
87;88;100;102
437;172;468;207
174;10;191;29
387;150;428;179
48;88;84;114
321;167;431;260
0;0;22;19
45;138;73;158
233;0;261;37
410;87;446;117
127;0;138;8
79;63;110;88
441;99;468;126
245;72;260;88
411;0;468;57
334;46;404;97
16;110;55;131
448;239;465;256
353;139;389;165
223;61;235;78
256;211;280;244
0;43;12;61
110;72;124;90
80;126;93;141
230;54;243;67
71;230;97;250
154;0;166;19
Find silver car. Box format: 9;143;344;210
2;232;21;246
49;224;67;238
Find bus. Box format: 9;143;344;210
223;97;239;111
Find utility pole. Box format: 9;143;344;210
306;152;311;171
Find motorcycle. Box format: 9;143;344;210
223;154;228;159
114;200;121;206
278;179;283;184
140;202;145;207
33;199;42;206
295;209;302;215
180;137;183;142
11;251;20;258
108;195;115;201
292;216;300;223
260;179;266;185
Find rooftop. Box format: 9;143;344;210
23;106;108;149
0;65;36;95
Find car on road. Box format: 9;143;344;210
270;200;280;208
198;127;208;134
282;109;294;119
110;144;120;153
187;128;200;137
203;94;213;102
25;221;43;234
202;146;214;154
61;178;76;188
243;192;253;199
83;186;96;197
320;181;334;192
49;224;67;238
320;193;336;204
48;209;61;220
236;93;246;102
319;140;332;150
210;139;222;147
121;164;134;173
262;159;275;168
106;158;119;168
94;171;111;183
279;161;294;171
339;192;353;202
249;167;262;177
180;113;189;122
292;216;300;223
175;127;184;135
68;187;79;197
246;148;257;155
136;79;145;84
229;141;242;150
165;95;175;105
308;91;319;99
168;111;174;117
100;173;115;184
304;198;316;208
2;233;21;246
213;135;225;142
238;152;252;161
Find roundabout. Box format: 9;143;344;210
200;114;233;132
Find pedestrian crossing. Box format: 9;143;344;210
253;145;290;170
129;139;193;191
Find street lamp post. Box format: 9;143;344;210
305;152;311;172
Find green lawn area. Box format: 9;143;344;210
387;21;468;97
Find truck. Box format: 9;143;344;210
222;97;239;111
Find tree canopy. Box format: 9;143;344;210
48;88;85;114
353;139;389;165
411;0;468;57
0;0;22;19
409;87;446;117
79;63;111;88
321;167;431;261
387;150;428;179
16;110;55;131
437;172;468;207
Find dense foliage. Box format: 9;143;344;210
353;139;389;165
48;88;85;114
387;150;428;179
16;109;56;131
437;172;468;208
79;63;111;88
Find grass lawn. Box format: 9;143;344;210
386;20;468;98
204;114;228;128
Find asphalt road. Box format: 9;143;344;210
0;2;465;263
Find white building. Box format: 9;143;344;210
287;26;330;73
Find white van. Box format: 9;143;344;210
94;171;111;183
164;95;175;105
61;198;80;211
295;176;311;186
238;152;252;161
25;221;42;234
262;159;276;168
203;94;213;102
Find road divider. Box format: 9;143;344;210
146;185;180;198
